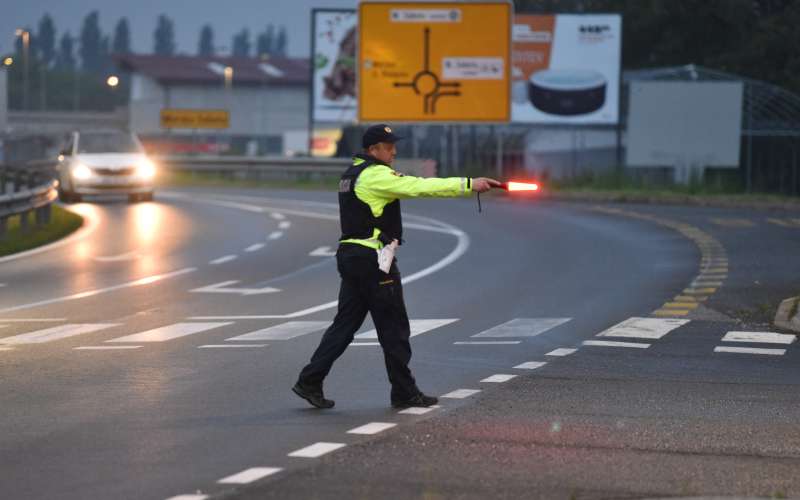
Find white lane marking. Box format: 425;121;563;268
268;231;284;240
0;267;197;314
597;317;690;339
309;246;336;257
454;341;521;345
583;340;651;349
191;280;280;296
0;347;14;351
74;346;142;350
398;405;440;415
169;192;469;321
0;324;119;345
166;495;209;500
441;389;481;399
198;344;267;349
0;283;5;287
714;346;786;356
270;212;286;220
278;221;291;230
0;203;99;265
209;255;237;265
471;318;571;338
546;348;577;356
288;442;346;458
354;319;458;340
514;361;547;370
245;243;265;252
351;342;381;346
347;422;397;435
106;322;232;343
217;467;282;484
722;331;797;345
0;318;67;322
226;321;329;341
481;374;517;383
92;251;139;262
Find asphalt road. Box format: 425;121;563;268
0;187;797;500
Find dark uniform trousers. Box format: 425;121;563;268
298;243;419;401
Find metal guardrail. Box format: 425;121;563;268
0;163;59;238
157;155;350;180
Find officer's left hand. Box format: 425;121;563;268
472;177;502;193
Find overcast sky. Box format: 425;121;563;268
1;0;357;58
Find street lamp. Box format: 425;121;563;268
106;75;119;87
223;66;233;90
15;28;30;110
2;57;12;67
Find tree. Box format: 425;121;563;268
154;14;176;55
232;28;251;57
55;32;76;69
80;11;103;71
275;26;288;56
38;14;56;67
257;25;274;57
113;18;131;54
198;24;214;56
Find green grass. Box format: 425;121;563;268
0;205;84;257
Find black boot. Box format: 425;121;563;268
292;381;335;409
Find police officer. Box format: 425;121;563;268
293;124;500;409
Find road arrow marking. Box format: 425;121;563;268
309;246;336;257
190;280;281;296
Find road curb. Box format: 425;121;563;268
539;191;800;211
774;295;800;334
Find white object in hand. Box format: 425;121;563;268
377;240;398;273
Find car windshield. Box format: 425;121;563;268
77;133;141;154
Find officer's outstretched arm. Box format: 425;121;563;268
358;165;479;199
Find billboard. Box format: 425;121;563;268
160;109;229;129
626;81;743;169
358;2;511;123
311;9;358;124
512;14;621;124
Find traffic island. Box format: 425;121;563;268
0;205;83;257
774;296;800;334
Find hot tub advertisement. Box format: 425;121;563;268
512;14;621;124
312;9;358;123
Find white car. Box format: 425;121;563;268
57;130;156;203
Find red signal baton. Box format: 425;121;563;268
498;181;540;192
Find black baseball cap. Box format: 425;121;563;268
362;124;402;149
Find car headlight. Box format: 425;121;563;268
71;163;92;180
136;159;156;179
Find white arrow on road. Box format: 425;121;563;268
309;246;336;257
190;280;281;296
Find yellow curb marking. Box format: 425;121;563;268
654;309;689;317
664;302;699;309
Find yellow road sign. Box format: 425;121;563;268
358;2;511;123
160;109;230;129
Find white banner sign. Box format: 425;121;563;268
312;9;357;123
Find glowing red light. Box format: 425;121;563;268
506;181;539;192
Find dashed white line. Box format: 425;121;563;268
350;342;381;346
217;467;282;484
0;324;119;345
165;495;209;500
480;374;517;383
278;221;291;230
398;405;440;415
209;255;237;265
74;346;142;350
355;319;458;340
441;389;481;399
106;322;232;343
347;422;397;435
268;231;284;240
513;361;547;370
198;344;267;349
270;212;286;220
714;346;786;356
546;348;577;356
226;321;328;341
721;331;796;345
245;243;265;252
0;318;66;322
0;347;14;351
288;442;346;458
583;340;651;349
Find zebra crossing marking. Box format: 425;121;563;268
583;340;650;349
0;323;119;345
513;361;547;369
714;346;786;356
546;348;576;356
288;442;346;458
106;322;232;343
398;405;440;415
226;321;328;341
597;317;689;340
74;346;142;350
441;389;481;399
721;331;796;345
347;422;396;435
217;467;282;484
198;344;267;349
480;374;517;383
354;319;458;341
471;318;571;338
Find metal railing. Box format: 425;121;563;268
0;163;59;238
157;155;350;181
